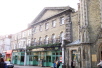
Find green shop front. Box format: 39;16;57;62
27;44;62;68
12;49;25;65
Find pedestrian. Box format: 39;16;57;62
0;57;8;68
71;60;76;68
53;60;57;68
56;59;60;68
97;60;102;68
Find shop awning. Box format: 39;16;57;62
67;40;81;46
6;50;12;54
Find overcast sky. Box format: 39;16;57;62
0;0;79;35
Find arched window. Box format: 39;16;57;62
39;37;42;45
34;38;36;46
45;35;48;44
52;34;56;44
60;32;64;42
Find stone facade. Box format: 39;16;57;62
64;0;102;68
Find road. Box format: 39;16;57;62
14;65;52;68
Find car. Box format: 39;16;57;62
5;61;14;68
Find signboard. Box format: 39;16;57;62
92;54;97;62
32;48;44;51
60;57;62;62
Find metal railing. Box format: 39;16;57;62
30;38;61;46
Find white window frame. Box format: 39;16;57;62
52;20;56;27
60;17;65;24
60;32;64;42
39;37;42;45
39;25;42;31
45;36;48;44
45;23;49;30
52;34;56;44
33;27;36;33
34;38;36;46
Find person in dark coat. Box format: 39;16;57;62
53;60;57;68
56;60;60;68
0;58;8;68
71;60;76;68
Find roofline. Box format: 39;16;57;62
31;7;75;26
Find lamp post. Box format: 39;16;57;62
24;45;27;66
61;38;66;68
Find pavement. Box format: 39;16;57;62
14;65;52;68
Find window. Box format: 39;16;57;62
21;56;24;62
28;40;31;46
52;34;56;44
39;37;42;45
39;25;42;31
60;17;65;24
28;29;31;36
52;20;56;27
33;27;36;33
34;38;36;46
22;32;26;38
45;36;48;44
60;32;64;42
45;23;48;30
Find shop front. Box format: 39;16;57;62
12;49;25;65
5;50;12;61
27;47;62;68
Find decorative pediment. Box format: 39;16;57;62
31;6;74;25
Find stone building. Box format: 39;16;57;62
64;0;102;68
26;6;75;67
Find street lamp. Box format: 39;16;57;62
24;45;27;66
61;37;70;68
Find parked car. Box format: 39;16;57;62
5;61;14;68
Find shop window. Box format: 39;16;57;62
56;52;58;55
52;53;55;55
60;52;62;55
46;56;51;62
29;56;33;61
21;56;24;62
34;56;38;61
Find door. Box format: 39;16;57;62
14;56;17;64
46;56;51;66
